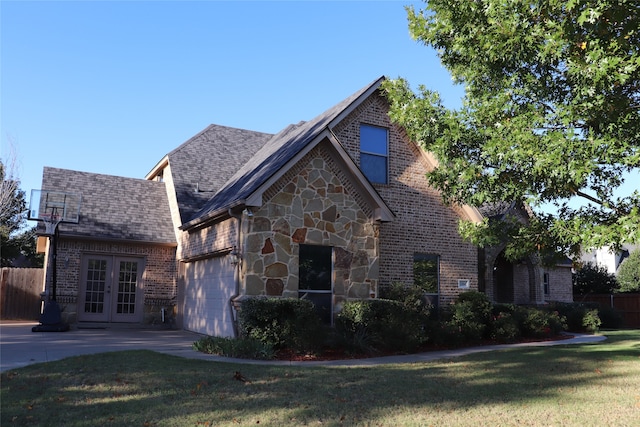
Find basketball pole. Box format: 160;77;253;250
32;219;70;332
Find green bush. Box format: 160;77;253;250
379;282;434;321
489;312;522;342
548;301;600;332
238;297;326;352
335;299;424;353
519;307;566;338
617;249;640;293
192;336;275;360
597;306;624;329
448;291;492;341
426;320;466;347
582;309;602;333
573;262;618;294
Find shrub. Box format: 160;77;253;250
335;299;424;353
582;309;602;333
519;307;566;338
426;319;466;347
192;336;275;360
548;301;600;332
447;291;492;341
379;282;434;321
617;249;640;293
573;262;618;294
489;312;522;342
238;297;326;352
597;306;624;329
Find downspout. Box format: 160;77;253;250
228;208;242;338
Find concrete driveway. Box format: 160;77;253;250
0;322;209;372
1;321;607;372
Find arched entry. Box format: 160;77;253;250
493;252;514;303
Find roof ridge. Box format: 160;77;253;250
168;123;274;158
183;76;386;227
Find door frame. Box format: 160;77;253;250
298;244;334;325
78;254;145;323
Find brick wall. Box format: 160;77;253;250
545;266;573;303
53;238;177;324
181;218;237;261
333;90;479;305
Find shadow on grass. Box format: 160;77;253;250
1;330;638;426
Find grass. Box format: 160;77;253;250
2;330;639;427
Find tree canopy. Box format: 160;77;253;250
572;262;618;294
0;160;25;237
617;249;640;292
383;0;639;260
1;157;43;267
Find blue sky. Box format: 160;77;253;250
2;0;464;209
2;0;636;218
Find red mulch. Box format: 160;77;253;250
274;334;576;362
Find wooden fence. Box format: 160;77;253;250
0;267;44;321
576;293;640;329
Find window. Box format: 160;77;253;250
360;124;388;184
414;253;439;294
543;272;550;295
299;244;333;324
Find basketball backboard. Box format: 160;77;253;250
28;190;82;224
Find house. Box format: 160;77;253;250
35;76;573;335
580;244;639;275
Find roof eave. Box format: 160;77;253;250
328;76;386;129
145;155;169;181
179;199;246;231
245;128;395;222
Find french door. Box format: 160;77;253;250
79;255;144;323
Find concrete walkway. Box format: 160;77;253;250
0;321;607;372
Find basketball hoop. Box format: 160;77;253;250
42;212;62;236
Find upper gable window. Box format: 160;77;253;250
360;124;388;184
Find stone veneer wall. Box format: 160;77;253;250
52;239;177;324
332;90;479;305
240;142;379;314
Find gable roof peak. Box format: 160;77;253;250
182;76;388;229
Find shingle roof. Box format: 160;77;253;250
476;201;516;219
166;124;274;222
40;167;176;244
184;77;385;226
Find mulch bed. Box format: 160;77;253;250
274;333;576;362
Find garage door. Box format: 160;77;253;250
183;256;236;337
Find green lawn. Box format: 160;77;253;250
2;330;639;426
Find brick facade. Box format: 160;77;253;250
41;78;574;331
51;238;177;324
333;91;479;305
544;266;573;303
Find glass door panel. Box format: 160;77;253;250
79;256;112;322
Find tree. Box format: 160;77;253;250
0;156;25;237
617;249;640;292
573;262;618;294
1;145;43;267
383;0;639;261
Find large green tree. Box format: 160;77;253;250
617;249;640;292
383;0;639;260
